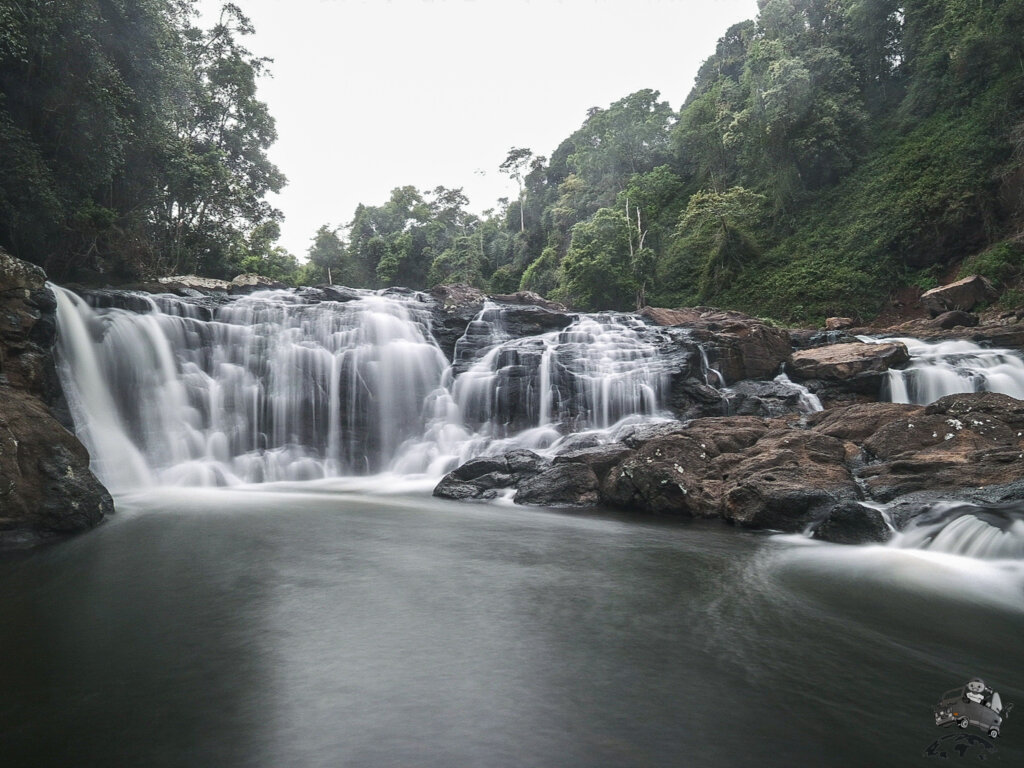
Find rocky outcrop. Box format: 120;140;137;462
789;341;909;381
1;250;113;546
920;275;997;317
157;274;232;292
435;391;1024;542
825;317;855;330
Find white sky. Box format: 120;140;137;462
196;0;761;257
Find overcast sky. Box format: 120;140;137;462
195;0;761;257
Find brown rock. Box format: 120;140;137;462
857;392;1024;500
920;275;997;317
789;341;909;381
720;431;859;530
826;317;854;330
807;402;922;442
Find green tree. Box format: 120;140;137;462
666;187;766;303
307;224;355;284
559;207;635;310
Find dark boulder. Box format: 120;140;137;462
933;310;978;329
811;502;892;544
433;449;548;501
514;463;600;506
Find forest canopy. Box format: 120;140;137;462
3;1;1024;323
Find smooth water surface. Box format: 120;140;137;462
1;491;1022;767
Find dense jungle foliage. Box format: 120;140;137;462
3;1;1024;322
0;0;289;281
311;0;1024;322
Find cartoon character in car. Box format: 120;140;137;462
934;678;1013;739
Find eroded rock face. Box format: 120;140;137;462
642;306;792;383
1;250;113;546
920;275;997;317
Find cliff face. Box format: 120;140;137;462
0;250;112;547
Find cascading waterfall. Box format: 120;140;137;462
864;336;1024;404
54;286;450;489
53;288;679;490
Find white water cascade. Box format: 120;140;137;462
53;288;684;490
863;336;1024;405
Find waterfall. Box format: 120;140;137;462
863;336;1024;405
53;286;450;488
52;288;682;490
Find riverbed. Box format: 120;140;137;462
1;489;1021;766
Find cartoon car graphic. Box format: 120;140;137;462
934;682;1013;739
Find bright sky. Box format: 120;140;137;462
196;0;761;257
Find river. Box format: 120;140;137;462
2;486;1021;766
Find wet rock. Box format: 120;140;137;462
921;275;997;317
514;463;600;506
811;502;892;544
433;449;548;501
449;456;508;481
504;449;547;475
789;329;857;349
725;380;808;417
1;370;113;545
855;392;1024;501
429;284;487;361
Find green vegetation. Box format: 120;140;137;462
3;1;1023;321
0;1;289;282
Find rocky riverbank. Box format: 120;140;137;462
0;250;113;547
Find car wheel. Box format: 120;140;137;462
989;729;999;739
958;718;969;729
